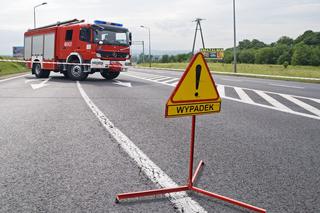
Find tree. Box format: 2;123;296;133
238;49;255;63
223;49;234;63
161;55;170;63
255;47;276;64
277;36;294;46
169;55;176;63
291;43;313;65
273;44;291;64
294;30;320;46
251;39;267;49
238;39;251;49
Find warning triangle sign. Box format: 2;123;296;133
166;52;221;117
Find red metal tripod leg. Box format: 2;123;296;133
191;186;266;213
192;160;204;183
116;185;189;202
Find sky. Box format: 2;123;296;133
0;0;319;55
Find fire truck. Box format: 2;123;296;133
24;19;132;81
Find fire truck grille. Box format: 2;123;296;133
98;51;128;59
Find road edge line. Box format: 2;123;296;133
76;81;207;213
0;73;30;83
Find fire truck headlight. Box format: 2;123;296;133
96;53;101;58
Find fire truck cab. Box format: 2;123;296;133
24;19;132;81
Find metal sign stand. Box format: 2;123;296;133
115;19;266;213
115;115;265;212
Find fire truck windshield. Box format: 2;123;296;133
93;29;129;46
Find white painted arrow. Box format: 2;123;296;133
113;80;132;87
31;78;51;90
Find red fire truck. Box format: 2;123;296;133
24;19;132;81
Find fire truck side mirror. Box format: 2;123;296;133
129;32;132;46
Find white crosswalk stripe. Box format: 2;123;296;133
254;90;293;112
123;71;320;120
234;87;254;104
280;94;320;116
217;85;225;97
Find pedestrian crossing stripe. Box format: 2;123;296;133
166;52;221;117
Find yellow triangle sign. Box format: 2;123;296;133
165;52;221;117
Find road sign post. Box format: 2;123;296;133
115;53;266;213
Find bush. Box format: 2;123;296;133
283;61;289;68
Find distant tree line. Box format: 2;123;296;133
135;52;193;64
224;30;320;66
134;30;320;66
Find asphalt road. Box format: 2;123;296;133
0;68;319;213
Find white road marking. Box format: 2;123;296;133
25;78;44;83
153;77;173;82
148;76;170;81
221;83;319;103
217;85;225;97
220;78;243;82
162;78;180;84
113;80;132;87
124;71;320;120
311;98;320;104
280;94;320;116
31;77;51;90
223;96;320;120
269;83;304;89
234;87;254;103
77;81;207;213
0;74;29;83
254;90;293;112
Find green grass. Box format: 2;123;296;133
139;63;320;82
0;57;28;77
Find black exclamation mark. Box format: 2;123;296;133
195;65;201;97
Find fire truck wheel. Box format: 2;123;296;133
33;63;50;78
100;70;120;80
67;65;88;81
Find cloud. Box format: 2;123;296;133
0;0;319;55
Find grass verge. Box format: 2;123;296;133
0;57;28;78
138;63;320;83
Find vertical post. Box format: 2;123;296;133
233;0;237;73
142;41;145;64
148;28;151;68
191;22;198;55
198;21;205;49
33;7;36;28
188;115;196;187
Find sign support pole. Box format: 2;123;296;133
188;115;196;187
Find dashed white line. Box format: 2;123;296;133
77;81;207;213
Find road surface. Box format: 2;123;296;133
0;67;319;213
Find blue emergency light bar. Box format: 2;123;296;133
94;20;123;27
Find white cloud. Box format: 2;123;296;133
0;0;319;55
